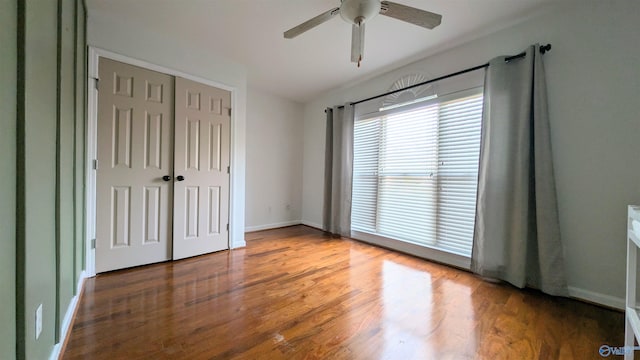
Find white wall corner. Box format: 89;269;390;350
568;286;624;310
301;220;323;231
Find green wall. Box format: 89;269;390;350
19;0;59;357
57;0;77;340
74;0;86;291
15;0;86;358
0;0;17;358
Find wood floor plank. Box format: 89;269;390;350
62;225;624;359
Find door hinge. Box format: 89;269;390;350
228;108;232;117
93;159;98;170
91;239;96;249
94;78;99;91
227;166;230;174
226;224;229;231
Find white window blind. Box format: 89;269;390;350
352;90;483;258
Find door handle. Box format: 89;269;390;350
162;175;171;182
176;175;185;181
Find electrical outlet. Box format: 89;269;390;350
35;304;43;340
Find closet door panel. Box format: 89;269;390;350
95;58;174;273
173;77;230;260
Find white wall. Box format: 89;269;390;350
302;0;640;308
246;87;304;231
87;12;248;247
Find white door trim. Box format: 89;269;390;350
86;46;243;277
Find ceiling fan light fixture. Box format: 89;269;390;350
339;0;381;25
284;0;442;67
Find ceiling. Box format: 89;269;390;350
86;0;554;103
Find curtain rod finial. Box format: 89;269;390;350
540;44;552;54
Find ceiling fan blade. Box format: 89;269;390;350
380;1;442;29
351;22;365;66
284;7;340;39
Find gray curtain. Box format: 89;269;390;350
323;105;354;237
471;44;567;296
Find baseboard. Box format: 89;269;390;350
231;240;247;249
352;230;471;270
49;271;87;360
301;220;323;231
245;220;302;233
568;286;624;310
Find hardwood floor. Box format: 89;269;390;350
63;225;623;359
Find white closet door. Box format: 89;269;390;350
95;58;174;273
172;77;230;260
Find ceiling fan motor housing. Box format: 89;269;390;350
340;0;381;24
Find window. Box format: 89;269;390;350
352;89;483;259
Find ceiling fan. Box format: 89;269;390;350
284;0;442;67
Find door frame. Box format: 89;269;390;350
86;47;244;277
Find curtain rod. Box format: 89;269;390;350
328;44;551;111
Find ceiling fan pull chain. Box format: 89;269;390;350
357;18;363;68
